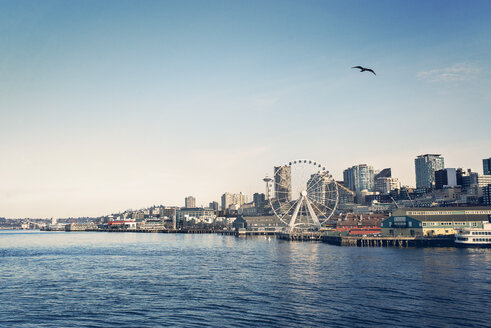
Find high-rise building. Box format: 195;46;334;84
415;154;444;189
253;193;266;208
307;173;337;206
185;196;196;208
343;168;355;192
336;181;356;204
375;177;400;194
456;168;466;187
274;165;291;202
343;164;374;193
221;192;246;212
374;168;397;194
483;157;491;175
461;171;491;191
375;168;391;179
483;185;491;206
434;168;458;190
221;192;233;211
208;201;219;211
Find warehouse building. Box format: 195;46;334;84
381;207;491;237
232;216;284;232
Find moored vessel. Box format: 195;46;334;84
455;219;491;248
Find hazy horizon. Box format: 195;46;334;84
1;0;490;218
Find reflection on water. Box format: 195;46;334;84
0;231;490;327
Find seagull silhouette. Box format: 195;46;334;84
352;66;376;75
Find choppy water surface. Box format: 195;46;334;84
0;231;490;327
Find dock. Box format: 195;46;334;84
88;228;221;234
64;228;457;247
276;231;323;241
322;235;455;247
219;230;278;236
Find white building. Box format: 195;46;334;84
221;192;247;212
185;196;196;208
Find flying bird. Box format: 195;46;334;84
352;66;376;75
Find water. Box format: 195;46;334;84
0;231;490;327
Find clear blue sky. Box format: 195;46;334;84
1;0;490;218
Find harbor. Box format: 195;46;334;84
77;228;462;247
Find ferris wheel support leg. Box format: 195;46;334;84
288;197;303;233
304;197;321;230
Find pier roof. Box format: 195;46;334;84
391;207;491;222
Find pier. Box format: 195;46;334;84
88;228;222;234
322;235;455;247
70;228;456;247
276;231;323;241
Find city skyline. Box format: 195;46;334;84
3;152;489;219
1;1;491;217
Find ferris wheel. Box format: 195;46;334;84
268;159;339;232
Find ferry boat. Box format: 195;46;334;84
455;220;491;248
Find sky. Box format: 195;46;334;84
1;0;490;218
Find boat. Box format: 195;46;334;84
455;219;491;248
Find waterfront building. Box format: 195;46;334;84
415;154;444;189
177;208;216;223
185;196;196;208
434;168;458;190
343;164;375;193
483;157;491;175
107;220;136;230
274;165;291;202
65;222;97;231
139;218;166;230
232;216;284;232
381;207;491;237
335;215;385;235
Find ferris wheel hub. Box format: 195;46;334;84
301;190;307;197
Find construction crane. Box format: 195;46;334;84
405;189;415;207
389;196;400;208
